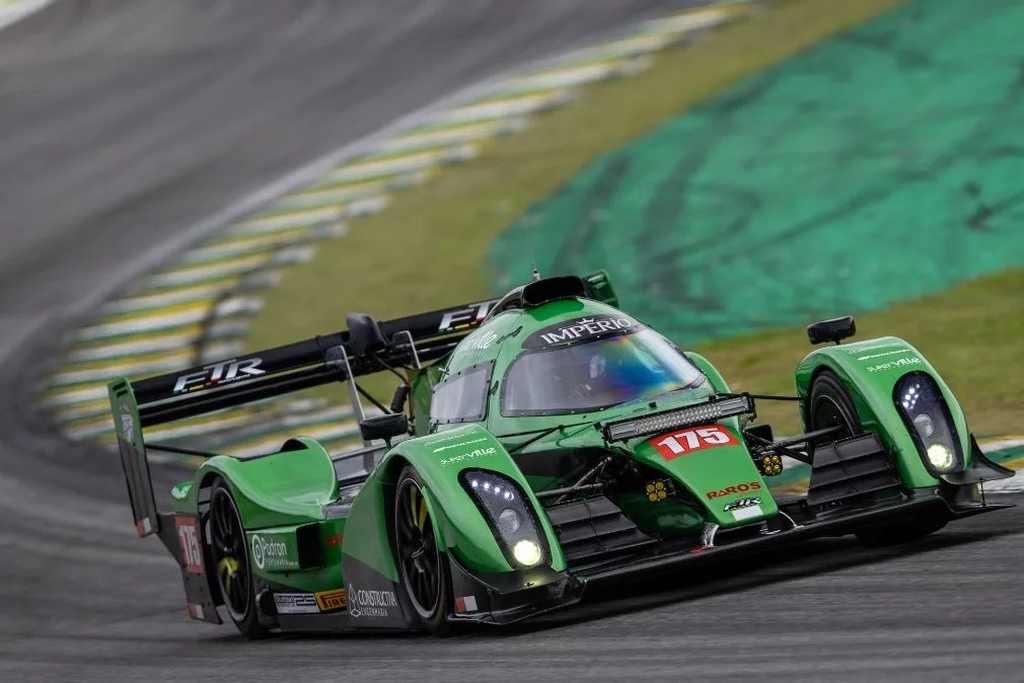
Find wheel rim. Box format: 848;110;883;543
210;488;250;622
395;478;441;618
812;394;856;439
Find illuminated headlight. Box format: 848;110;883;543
927;444;954;471
462;470;546;568
894;373;962;476
603;394;755;441
512;540;542;567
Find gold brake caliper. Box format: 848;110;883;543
218;556;239;591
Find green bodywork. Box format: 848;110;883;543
131;288;970;608
794;337;969;490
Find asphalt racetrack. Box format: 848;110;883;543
1;2;1021;681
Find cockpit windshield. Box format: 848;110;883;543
501;328;705;415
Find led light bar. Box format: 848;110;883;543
602;393;755;442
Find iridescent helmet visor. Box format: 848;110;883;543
503;329;705;414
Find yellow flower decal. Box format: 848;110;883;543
646;480;668;502
759;454;783;476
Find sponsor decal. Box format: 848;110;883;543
461;329;499;351
866;356;922;373
523;314;642;349
273;593;319;615
650;425;738;461
251;534;298;571
315;588;348;612
432;436;490;453
731;504;763;521
173;357;265;394
856;348;912;362
119;412;135;444
706;481;762;500
186;603;205;620
347;584;399;619
842;342;902;355
459;326;521;353
723;497;761;512
135;518;152;537
175;516;203;574
454;595;479;613
438;300;497;333
439;446;497;466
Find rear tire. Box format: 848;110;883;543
393;465;451;635
208;478;266;639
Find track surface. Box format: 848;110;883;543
1;2;1021;681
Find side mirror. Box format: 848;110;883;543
359;413;409;446
807;316;855;345
346;313;387;355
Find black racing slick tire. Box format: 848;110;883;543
393;465;452;635
208;478;266;639
808;370;863;439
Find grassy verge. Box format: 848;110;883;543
248;0;907;349
704;269;1024;436
245;0;1022;437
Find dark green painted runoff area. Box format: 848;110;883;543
491;0;1024;346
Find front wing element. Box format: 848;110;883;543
577;492;1010;586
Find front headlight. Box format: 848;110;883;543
462;470;547;568
926;443;954;471
512;539;542;567
894;373;963;476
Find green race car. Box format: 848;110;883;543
109;271;1013;636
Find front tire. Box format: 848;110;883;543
393;465;451;635
808;370;862;439
208;478;266;639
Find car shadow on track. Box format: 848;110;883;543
251;518;1016;644
497;525;1016;638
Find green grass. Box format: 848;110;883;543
701;269;1024;436
248;0;908;349
245;0;1023;437
237;0;1024;435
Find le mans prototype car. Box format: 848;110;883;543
109;271;1013;636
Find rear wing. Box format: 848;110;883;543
109;270;617;537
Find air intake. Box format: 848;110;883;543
522;276;587;307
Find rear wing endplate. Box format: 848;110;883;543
109;378;159;537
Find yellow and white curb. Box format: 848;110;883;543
39;2;766;456
0;0;51;30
